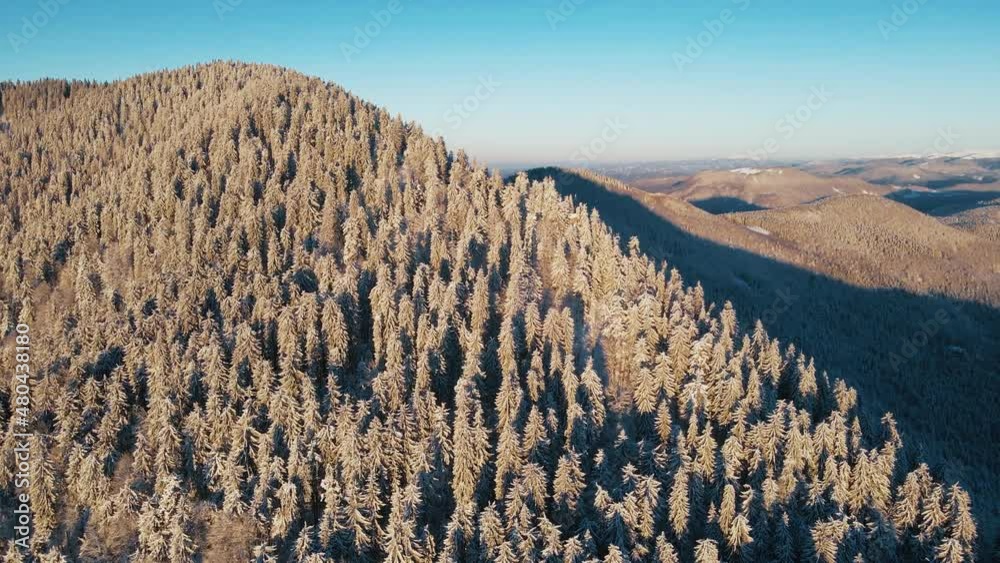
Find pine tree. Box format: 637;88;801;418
669;466;691;538
384;486;424;563
694;539;720;563
554;451;586;525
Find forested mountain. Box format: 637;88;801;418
0;63;983;562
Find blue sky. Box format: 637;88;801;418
2;0;998;166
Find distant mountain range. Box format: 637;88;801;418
590;155;1000;240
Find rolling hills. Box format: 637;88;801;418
595;158;1000;242
803;156;1000;191
645;167;891;213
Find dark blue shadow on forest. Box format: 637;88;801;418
885;189;1000;217
689;196;768;214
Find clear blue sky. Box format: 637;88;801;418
3;0;998;166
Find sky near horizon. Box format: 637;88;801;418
2;0;998;167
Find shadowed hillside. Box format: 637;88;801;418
886;189;1000;222
525;167;1000;548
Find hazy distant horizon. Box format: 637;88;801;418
491;149;1000;174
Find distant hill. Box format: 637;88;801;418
668;167;890;213
726;194;1000;306
940;196;1000;242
